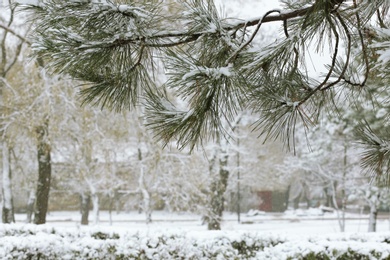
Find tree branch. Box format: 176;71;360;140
298;15;340;106
322;12;352;91
76;3;332;50
209;7;310;35
0;23;31;44
226;9;281;65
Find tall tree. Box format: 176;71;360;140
34;117;51;224
0;1;30;223
280;114;362;232
1;1;62;224
204;116;243;230
21;1;390;179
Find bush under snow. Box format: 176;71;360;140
1;225;390;259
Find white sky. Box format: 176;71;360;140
215;0;331;79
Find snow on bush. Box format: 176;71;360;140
1;225;390;259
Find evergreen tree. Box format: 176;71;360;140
20;1;389;178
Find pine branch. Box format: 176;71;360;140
24;1;345;50
297;14;340;106
353;0;370;87
226;9;282;65
321;12;352;91
357;124;390;184
20;0;390;158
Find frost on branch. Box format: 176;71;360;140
20;0;163;111
372;28;390;75
19;0;390;177
358;125;390;184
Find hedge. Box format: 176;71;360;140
0;225;390;259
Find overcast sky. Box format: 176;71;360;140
216;0;331;79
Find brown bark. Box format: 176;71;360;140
80;193;91;225
34;120;51;225
207;152;229;230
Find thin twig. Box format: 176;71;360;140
283;17;299;75
298;16;340;106
322;12;351;90
0;24;31;44
226;9;281;65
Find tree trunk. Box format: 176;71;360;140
140;185;152;224
108;193;113;226
368;193;380;232
331;180;346;232
34;121;51;225
80;192;91;225
26;189;36;223
115;190;120;214
2;144;14;223
283;185;290;211
108;190;118;225
368;204;378;232
91;190;99;225
293;196;300;210
339;143;348;232
208;150;229;230
138;148;152;224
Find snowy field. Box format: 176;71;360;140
1;209;390;259
12;209;390;235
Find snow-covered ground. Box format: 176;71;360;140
13;209;390;236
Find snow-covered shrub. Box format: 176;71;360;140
90;231;120;240
1;225;390;259
231;233;286;258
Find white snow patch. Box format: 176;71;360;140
376;108;388;119
182;66;234;81
15;0;39;5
